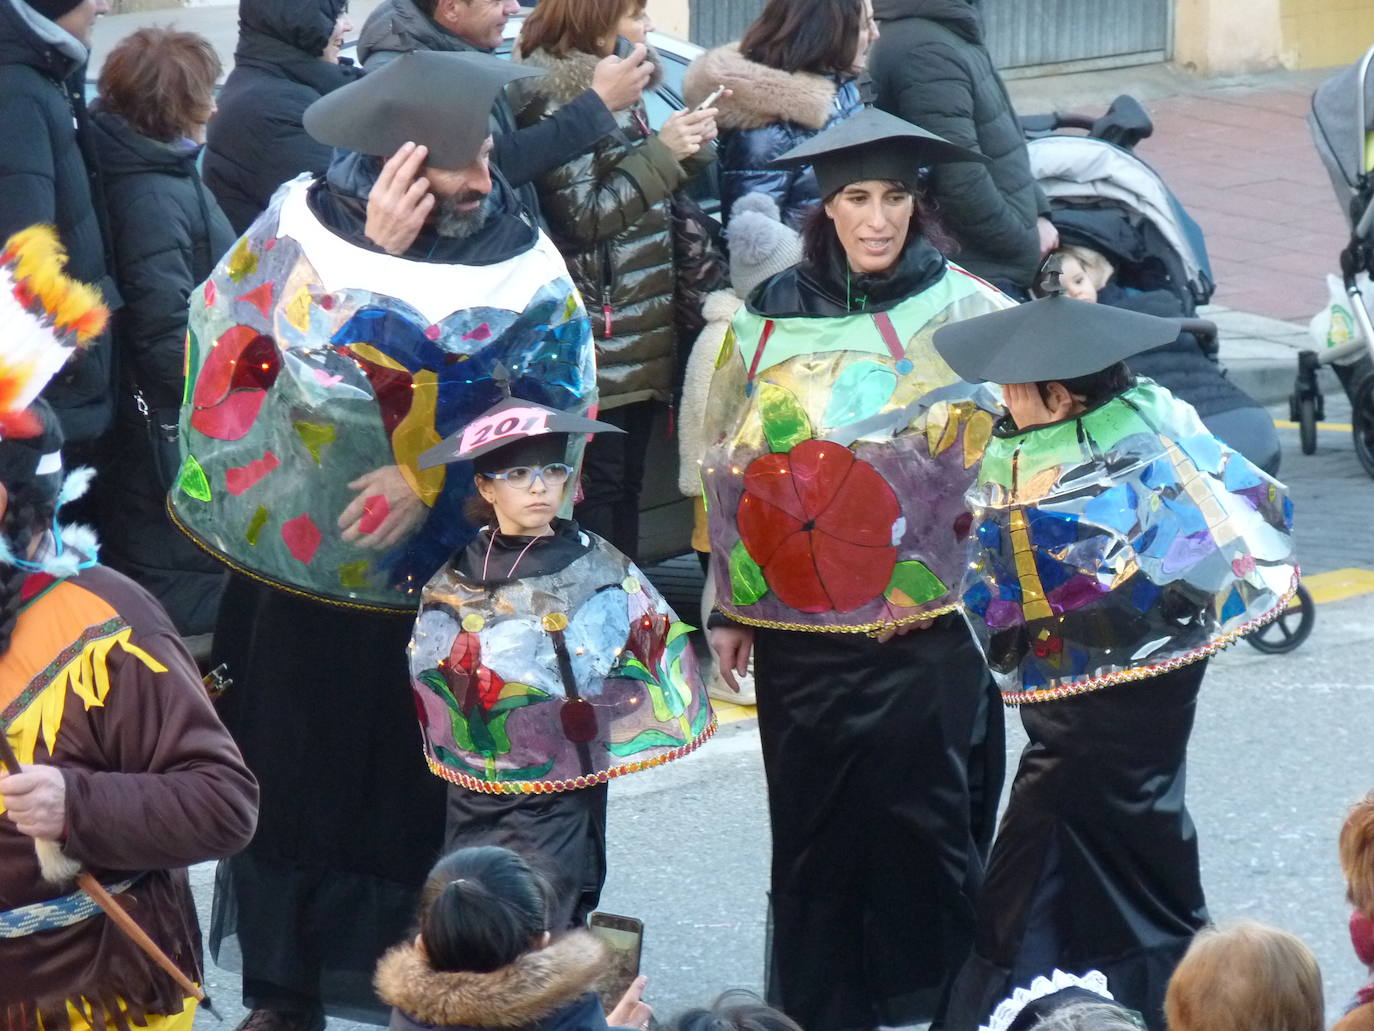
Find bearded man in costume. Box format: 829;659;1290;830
170;52;598;1030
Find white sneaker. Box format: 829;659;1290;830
707;657;756;706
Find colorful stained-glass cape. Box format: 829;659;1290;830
170;176;595;610
963;379;1298;703
701;266;1010;633
408;532;715;793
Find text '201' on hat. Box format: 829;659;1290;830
932;267;1182;385
303;50;543;170
770;107;986;199
418;397;624;470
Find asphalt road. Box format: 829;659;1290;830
191;402;1374;1030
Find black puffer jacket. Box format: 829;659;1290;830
1098;283;1257;419
513;48;698;408
684;44;862;230
203;0;361;235
0;0;118;445
88;107;234;636
357;0;617;225
868;0;1047;288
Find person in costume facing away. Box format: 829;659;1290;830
376;846;652;1031
0;226;258;1030
408;396;714;930
170;52;599;1029
700;106;1015;1031
932;260;1298;1031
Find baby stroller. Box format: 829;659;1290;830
1019;97;1314;654
1298;44;1374;470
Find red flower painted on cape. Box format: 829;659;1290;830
737;439;900;613
624;592;671;671
443;631;505;711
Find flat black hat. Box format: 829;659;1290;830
932;259;1182;384
304;51;543;170
770;107;987;198
419;397;624;469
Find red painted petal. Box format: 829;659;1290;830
190;389;269;441
280;513;323;564
741;451;805;520
236;281;275;319
738;491;805;566
762;530;832;613
359;494;390;534
193;326;259;409
812;534;897;612
224;450;280;495
788;439;853;520
813;459;900;547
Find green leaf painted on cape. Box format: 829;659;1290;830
758;381;812;453
605;727;684;756
823;361;897;428
611;656;658;684
434;746;556;783
418;668;461;711
338;559;370;588
177;454;211;502
183;329;199;405
294;421;337;465
885;560;948;607
486;682;551;715
666;620;694;644
244;505;269;546
729;541;768;606
691;695;711;734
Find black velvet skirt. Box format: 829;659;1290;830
752;614;999;1031
945;660;1211;1031
208;574;447;1022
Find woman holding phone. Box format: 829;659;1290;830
684;0;875;230
511;0;719;559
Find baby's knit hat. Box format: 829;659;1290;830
727;194;803;300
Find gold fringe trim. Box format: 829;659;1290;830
1;631;167;815
719;600;960;636
1002;571;1301;706
423;712;719;795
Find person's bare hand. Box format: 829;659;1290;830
0;765;66;841
365;142;434;256
1036;216;1060;259
659;108;717;161
874;618;935;643
709;624;754;692
606;975;652;1029
338;465;427;550
592;44;653;112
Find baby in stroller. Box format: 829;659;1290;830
1038;245;1282;475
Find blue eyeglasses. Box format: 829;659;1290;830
480;463;574;489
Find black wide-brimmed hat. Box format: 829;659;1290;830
770;107;986;198
304;51;543;169
932;258;1182;384
419;397;623;470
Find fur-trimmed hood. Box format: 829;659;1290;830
514;45;663;108
683;44;844;132
376;930;610;1030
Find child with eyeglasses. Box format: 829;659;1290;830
404;397;715;932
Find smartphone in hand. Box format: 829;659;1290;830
587;911;644;1009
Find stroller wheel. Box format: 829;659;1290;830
1352;372;1374;477
1297;395;1319;455
1246;583;1315;654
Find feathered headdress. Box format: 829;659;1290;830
0;225;108;440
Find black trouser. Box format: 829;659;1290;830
444;782;610;931
574;401;655;560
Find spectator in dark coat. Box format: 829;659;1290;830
684;0;872;230
204;0;361;235
867;0;1056;295
357;0;651;223
90;28;235;642
0;0;119;449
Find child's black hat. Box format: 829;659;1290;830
932;256;1181;384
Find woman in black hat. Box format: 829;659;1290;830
699;107;1013;1031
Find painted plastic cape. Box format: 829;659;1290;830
170;176;595;610
963;379;1297;703
408;531;715;793
701;266;1009;632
